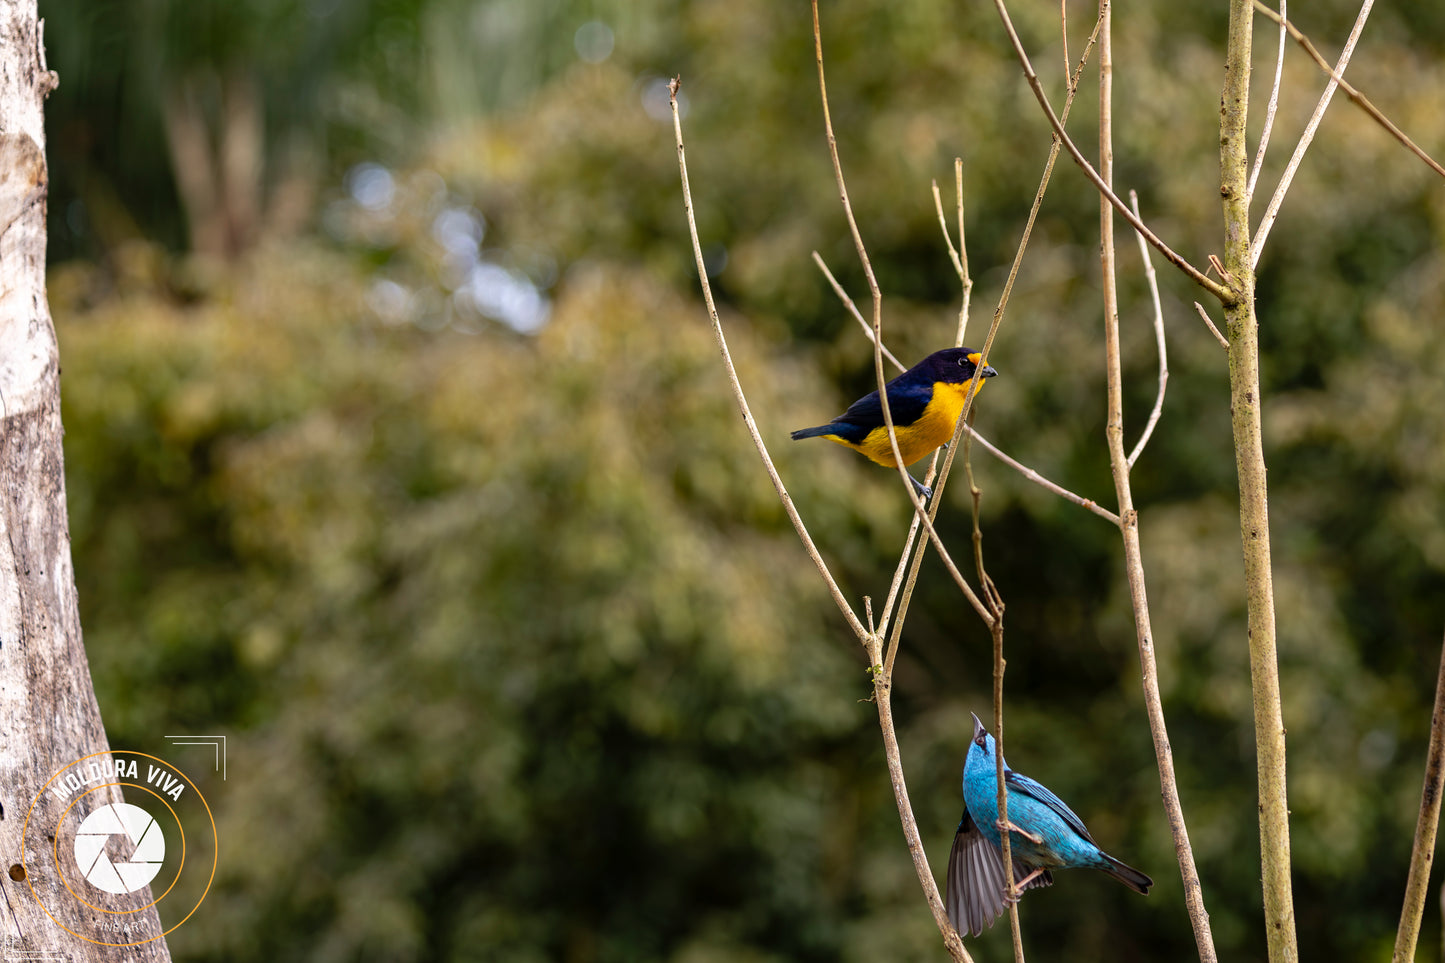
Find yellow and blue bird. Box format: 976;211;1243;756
946;713;1152;937
790;347;997;498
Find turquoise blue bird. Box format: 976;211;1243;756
945;713;1152;937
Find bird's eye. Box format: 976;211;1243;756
957;357;967;366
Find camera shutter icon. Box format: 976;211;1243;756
73;802;166;895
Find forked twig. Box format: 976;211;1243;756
1247;0;1287;202
954;161;970;298
811;253;908;372
667;78;868;648
989;0;1233;305
1252;0;1376;266
932;162;976;347
1253;3;1444;182
1193;302;1232;350
673;82;977;958
1127;190;1168;469
932;178;966;290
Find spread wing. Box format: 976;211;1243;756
1004;769;1094;843
945;806;1052;938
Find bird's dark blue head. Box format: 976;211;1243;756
918;347;998;386
966;712;1000;776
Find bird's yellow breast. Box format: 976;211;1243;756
825;380;981;467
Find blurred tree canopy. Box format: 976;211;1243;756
39;0;1445;959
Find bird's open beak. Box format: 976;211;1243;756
966;352;998;379
971;712;985;739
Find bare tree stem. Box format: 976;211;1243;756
1099;6;1218;960
1392;625;1445;963
1221;4;1298;961
874;684;974;960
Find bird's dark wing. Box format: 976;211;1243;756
945;807;1052;938
946;808;1008;938
1005;769;1095;843
835;379;934;433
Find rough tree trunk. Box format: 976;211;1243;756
0;3;171;958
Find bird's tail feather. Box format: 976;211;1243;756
790;424;835;440
1100;854;1153;895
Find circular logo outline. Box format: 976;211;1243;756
22;749;218;947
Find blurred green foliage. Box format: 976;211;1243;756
39;0;1445;960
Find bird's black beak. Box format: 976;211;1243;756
981;364;998;379
971;712;985;739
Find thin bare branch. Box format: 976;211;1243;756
930;160;976;346
1103;6;1218;960
975;427;1121;523
1127;190;1168;469
932;179;966;283
956;160;970;294
1247;0;1287;202
811;253;908;372
986;5;1104;347
1392;625;1445;963
1257;3;1437;183
1060;0;1069;81
1192;301;1232;350
877;477;934;646
954;160;974;344
964;421;1023;963
989;0;1234;304
1252;0;1376;266
668;78;870;648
